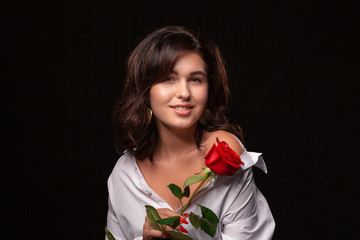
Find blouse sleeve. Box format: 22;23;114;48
220;168;275;240
105;156;144;240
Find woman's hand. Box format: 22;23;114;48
143;208;188;240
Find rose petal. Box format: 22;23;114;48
205;138;244;176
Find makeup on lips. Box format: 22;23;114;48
171;104;194;116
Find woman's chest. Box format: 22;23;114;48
137;160;208;210
143;169;195;210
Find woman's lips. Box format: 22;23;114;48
171;105;194;116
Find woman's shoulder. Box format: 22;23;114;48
202;130;245;157
111;150;136;176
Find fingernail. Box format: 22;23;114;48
180;226;188;233
164;233;170;238
182;213;189;218
180;217;189;224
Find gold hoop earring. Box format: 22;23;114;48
146;108;152;125
199;109;211;125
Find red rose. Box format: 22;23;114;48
204;137;244;176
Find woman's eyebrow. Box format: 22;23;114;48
170;70;207;77
190;71;207;77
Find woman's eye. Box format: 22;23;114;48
190;78;202;83
164;77;174;82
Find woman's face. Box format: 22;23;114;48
149;51;208;131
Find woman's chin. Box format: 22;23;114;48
157;120;199;131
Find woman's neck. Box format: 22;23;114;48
153;124;199;163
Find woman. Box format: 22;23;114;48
106;26;275;239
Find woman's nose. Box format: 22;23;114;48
176;80;191;100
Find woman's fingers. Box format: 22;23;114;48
180;217;189;224
143;208;189;239
143;217;166;240
143;212;173;239
143;229;169;239
156;208;180;217
158;209;190;233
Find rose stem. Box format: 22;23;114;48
179;172;211;215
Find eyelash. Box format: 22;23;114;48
190;78;202;83
162;77;178;83
165;77;203;83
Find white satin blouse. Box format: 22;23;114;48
105;150;275;239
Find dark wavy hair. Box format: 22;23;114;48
112;26;243;160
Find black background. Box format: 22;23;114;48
3;1;359;239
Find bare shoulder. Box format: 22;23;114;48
202;130;245;156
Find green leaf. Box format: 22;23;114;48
145;205;162;231
201;218;217;237
189;212;202;230
195;167;212;175
157;216;180;229
182;186;190;198
200;205;219;226
199;205;219;237
105;226;115;240
183;175;204;189
167;184;183;199
165;231;193;240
